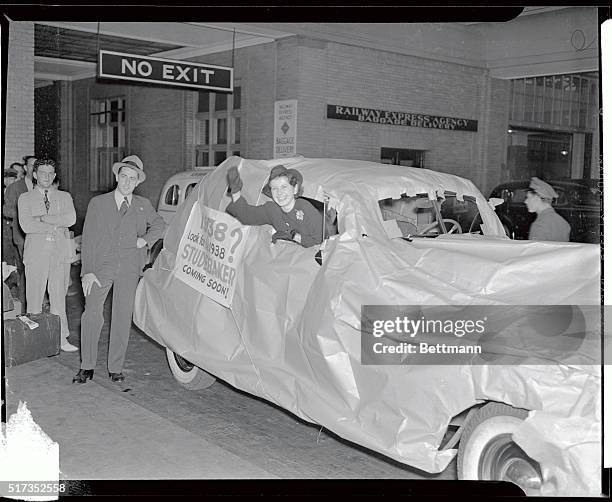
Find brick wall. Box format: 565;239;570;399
5;21;34;170
482;77;512;195
189;43;278;160
70;79;188;231
291;38;506;193
169;37;510;194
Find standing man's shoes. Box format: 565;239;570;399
73;369;94;383
109;372;125;382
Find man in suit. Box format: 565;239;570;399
18;159;78;351
3;155;37;309
73;155;165;384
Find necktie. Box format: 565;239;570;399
119;197;129;216
44;190;50;213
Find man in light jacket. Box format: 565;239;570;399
18;159;78;351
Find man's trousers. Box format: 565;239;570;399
24;245;70;341
79;267;139;374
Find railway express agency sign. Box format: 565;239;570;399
99;50;233;92
327;104;477;132
173;203;247;307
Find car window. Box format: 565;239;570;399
379;193;484;238
164;184;180;206
439;194;483;234
379;194;434;238
569;186;601;207
302;196;339;240
185;183;198;199
551;187;567;206
511;188;529;204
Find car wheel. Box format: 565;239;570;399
165;348;216;390
457;402;542;495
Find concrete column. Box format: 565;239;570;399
59;81;74;191
571;132;585;178
5;21;35;169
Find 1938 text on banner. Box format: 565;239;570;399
173;204;246;307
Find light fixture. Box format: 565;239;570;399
507;128;513;134
561;149;568;156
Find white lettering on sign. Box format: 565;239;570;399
120;58;215;84
120;59;153;77
330;104;476;131
163;64;174;80
138;61;152;76
122;59;138;75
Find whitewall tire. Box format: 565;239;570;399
458;402;542;495
165;348;216;390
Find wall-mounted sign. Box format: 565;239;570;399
274;100;298;158
327;104;477;132
98;50;233;92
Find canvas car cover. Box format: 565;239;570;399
134;157;601;494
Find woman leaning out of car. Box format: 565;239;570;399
225;163;323;248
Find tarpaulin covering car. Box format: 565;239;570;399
133;156;601;496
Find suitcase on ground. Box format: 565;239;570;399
3;313;61;367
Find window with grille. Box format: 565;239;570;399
195;86;241;166
89;97;126;191
509;73;597;130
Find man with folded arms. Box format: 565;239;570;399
18;159;78;352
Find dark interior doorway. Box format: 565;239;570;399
381;147;425;168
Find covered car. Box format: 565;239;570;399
133;156;600;496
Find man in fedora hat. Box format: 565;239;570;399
524;177;570;242
226;163;323;248
73;155;165;384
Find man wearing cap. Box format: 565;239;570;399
524;177;571;242
225;163;323;248
17;159;78;351
73;155;165;384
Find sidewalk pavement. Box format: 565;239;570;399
4;357;277;480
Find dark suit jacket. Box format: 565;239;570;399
3;178;29;252
80;192;165;280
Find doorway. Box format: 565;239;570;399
381;147;425;168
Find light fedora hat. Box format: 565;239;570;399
112;155;146;182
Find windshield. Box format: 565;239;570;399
379;192;484;239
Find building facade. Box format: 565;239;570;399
4;8;600;232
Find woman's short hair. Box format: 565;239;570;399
262;165;304;198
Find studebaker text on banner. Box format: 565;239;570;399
173;203;247;307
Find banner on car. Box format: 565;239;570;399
173;203;246;307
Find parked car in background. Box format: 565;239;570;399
146;167;215;269
489;178;601;243
157;167;214;224
134;157;600;496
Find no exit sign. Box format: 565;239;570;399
98;50;233;92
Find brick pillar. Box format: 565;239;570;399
5;21;35;169
184;91;196;169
